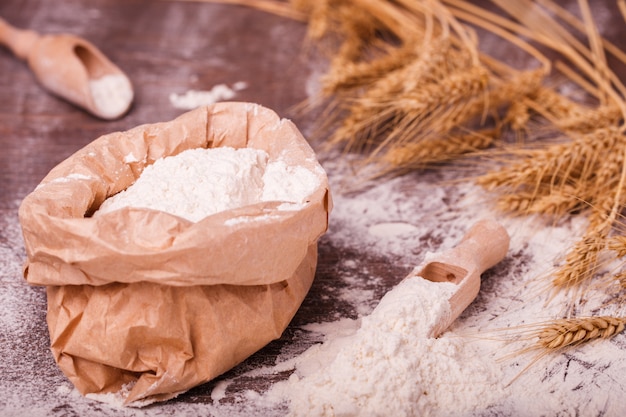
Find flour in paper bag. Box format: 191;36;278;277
96;146;320;221
267;275;504;417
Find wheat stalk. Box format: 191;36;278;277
481;313;626;385
556;105;623;134
321;41;419;94
325;47;486;159
295;0;626;308
494;186;583;217
381;129;496;169
476;128;621;209
211;0;626;327
362;65;488;115
343;65;491;161
551;145;626;291
552;231;607;288
325;37;459;148
187;0;626;360
536;316;626;349
608;235;626;258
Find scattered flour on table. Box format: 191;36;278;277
169;82;248;109
264;276;504;417
368;221;419;238
207;157;625;417
95;146;320;222
89;74;133;119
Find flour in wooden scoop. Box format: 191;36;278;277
266;276;504;416
96;146;320;222
89;74;133;119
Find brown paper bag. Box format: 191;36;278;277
18;102;332;406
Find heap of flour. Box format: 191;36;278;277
265;275;505;416
96;146;320;222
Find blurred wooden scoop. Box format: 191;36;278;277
411;219;510;337
0;17;133;120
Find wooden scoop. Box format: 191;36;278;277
412;219;510;337
0;17;133;120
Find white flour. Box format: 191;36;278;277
96;146;320;222
89;74;133;119
265;276;504;417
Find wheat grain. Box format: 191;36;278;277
454;68;545;134
346;36;457;102
494;193;533;214
608;235;626;258
354;65;489;149
321;42;419;94
475;144;568;191
292;0;626;315
530;87;586;120
373;66;489;114
293;0;330;39
321;38;454;148
556;104;623;133
591;136;626;193
549;141;626;291
477;127;621;200
334;6;385;62
552;231;606;288
588;191;624;232
326;42;481;153
381;129;496;168
505;101;531;132
495;185;584;217
537;316;626;349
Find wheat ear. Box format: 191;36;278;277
537;316;626;349
552;231;607;288
381;129;496;169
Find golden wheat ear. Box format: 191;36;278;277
537;316;626;349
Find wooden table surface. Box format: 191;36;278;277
1;1;625;416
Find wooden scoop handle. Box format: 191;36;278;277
448;218;510;276
416;219;510;337
0;17;40;61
